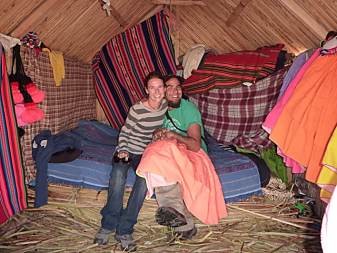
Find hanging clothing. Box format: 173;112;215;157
42;48;65;86
262;48;320;133
269;54;337;183
0;33;21;72
317;127;337;202
0;44;27;224
32;130;80;208
277;48;316;100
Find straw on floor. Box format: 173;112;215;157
0;178;322;253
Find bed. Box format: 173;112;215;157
46;120;262;203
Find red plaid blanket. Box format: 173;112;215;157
190;68;287;151
183;44;285;94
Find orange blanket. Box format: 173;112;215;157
136;139;227;224
270;55;337;183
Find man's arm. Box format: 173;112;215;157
165;123;201;152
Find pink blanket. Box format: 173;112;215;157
137;139;227;224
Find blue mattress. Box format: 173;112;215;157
48;120;261;202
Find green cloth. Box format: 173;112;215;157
237;145;288;183
260;146;288;183
163;99;207;152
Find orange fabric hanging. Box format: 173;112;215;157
269;55;337;183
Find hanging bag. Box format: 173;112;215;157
10;45;45;125
10;45;45;104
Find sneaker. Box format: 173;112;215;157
175;226;197;240
93;227;114;245
115;233;137;252
155;206;187;227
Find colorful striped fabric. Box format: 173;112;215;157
92;11;176;128
182;44;284;95
0;45;27;224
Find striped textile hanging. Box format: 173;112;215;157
92;11;176;128
0;45;27;224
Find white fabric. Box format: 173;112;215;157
0;33;21;72
140;172;176;198
182;44;206;79
321;187;337;252
322;36;337;50
0;33;21;50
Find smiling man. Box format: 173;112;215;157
162;75;207;153
137;75;226;241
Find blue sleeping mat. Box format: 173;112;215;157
47;120;261;202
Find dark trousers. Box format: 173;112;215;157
100;153;147;235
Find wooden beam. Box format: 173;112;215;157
151;0;206;6
279;0;326;38
109;4;127;29
137;6;164;26
226;0;252;26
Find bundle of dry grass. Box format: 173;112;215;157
0;181;322;253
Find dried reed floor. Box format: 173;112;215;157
0;182;322;253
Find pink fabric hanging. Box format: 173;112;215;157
262;48;320;133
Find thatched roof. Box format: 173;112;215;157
1;0;336;63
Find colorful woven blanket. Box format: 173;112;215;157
182;44;284;94
0;46;27;224
92;11;177;128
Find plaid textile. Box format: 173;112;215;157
20;47;96;182
92;11;176;128
183;44;285;95
189;68;287;151
0;46;27;224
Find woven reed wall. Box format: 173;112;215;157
1;0;336;64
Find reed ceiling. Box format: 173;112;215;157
1;0;336;63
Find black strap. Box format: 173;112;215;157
10;45;33;103
165;111;206;143
165;111;187;134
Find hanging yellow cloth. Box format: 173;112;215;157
317;126;337;202
42;48;65;86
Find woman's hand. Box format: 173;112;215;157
163;130;177;139
152;128;169;141
117;150;129;161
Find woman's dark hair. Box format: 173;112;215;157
144;71;164;89
164;74;185;84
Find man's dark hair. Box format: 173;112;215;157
144;71;164;88
164;74;185;84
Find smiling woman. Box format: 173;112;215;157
94;71;168;251
143;72;166;111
